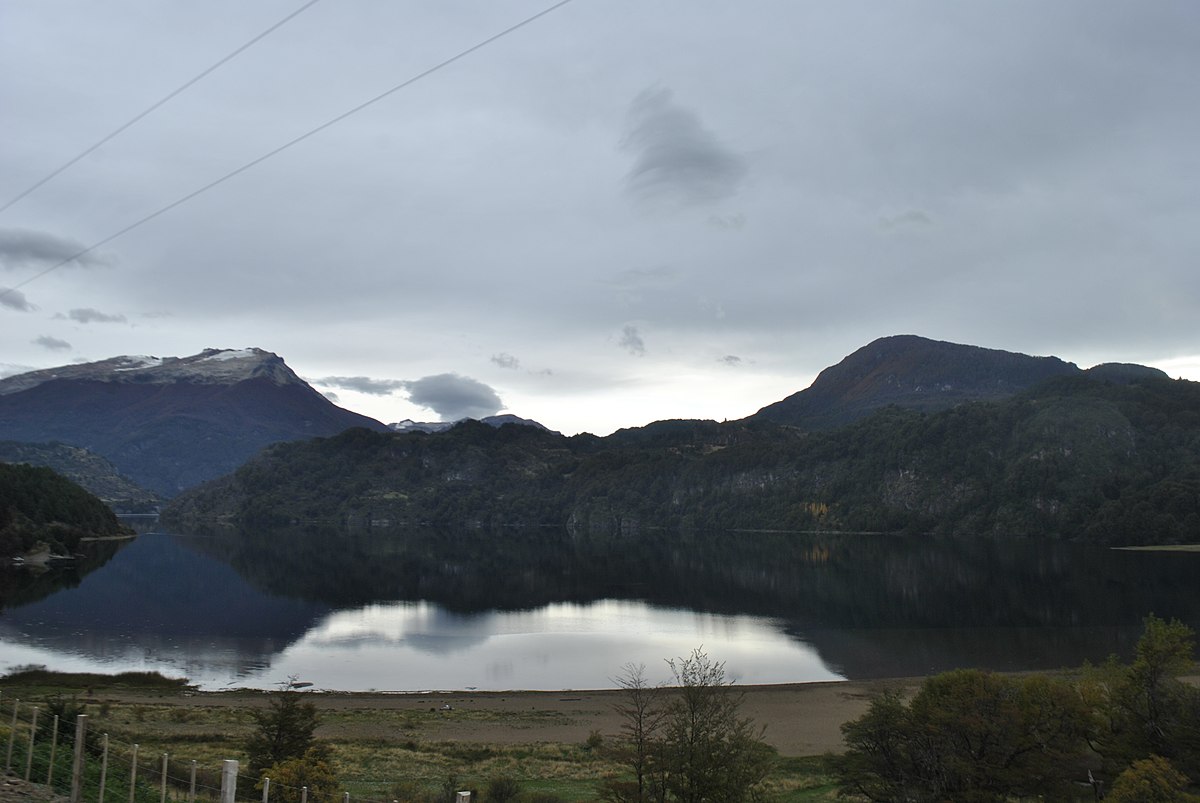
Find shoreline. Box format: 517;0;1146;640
95;676;928;756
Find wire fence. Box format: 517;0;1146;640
0;694;469;803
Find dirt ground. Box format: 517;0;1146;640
104;676;924;757
0;776;67;803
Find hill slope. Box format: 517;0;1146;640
751;335;1085;429
0;348;388;496
164;373;1200;544
0;463;133;558
0;441;161;512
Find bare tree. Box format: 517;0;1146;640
604;662;668;802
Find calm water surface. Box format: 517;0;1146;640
1;524;1197;691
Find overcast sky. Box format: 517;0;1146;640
2;1;1198;435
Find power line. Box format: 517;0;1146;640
0;0;577;305
0;0;323;216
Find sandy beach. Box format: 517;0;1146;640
103;676;925;757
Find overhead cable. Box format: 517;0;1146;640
0;0;323;215
0;0;577;305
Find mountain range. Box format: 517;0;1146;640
3;336;1195;545
153;337;1198;544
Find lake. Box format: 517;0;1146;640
1;524;1197;691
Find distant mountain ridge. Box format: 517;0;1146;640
0;348;388;496
0;441;161;512
4;336;1180;513
751;335;1087;428
389;414;555;434
163;370;1200;544
0;347;300;395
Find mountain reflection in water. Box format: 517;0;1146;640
1;524;1197;690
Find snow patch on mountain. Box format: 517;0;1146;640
388;414;555;435
0;347;303;395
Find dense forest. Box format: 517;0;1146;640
163;374;1200;544
0;441;161;512
0;462;133;558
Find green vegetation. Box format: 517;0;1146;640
164;374;1200;543
0;440;161;512
602;650;773;803
0;462;133;558
0;667;189;691
834;615;1200;801
246;690;321;775
0;663;812;802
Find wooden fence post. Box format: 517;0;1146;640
189;759;197;803
70;714;87;803
129;743;139;803
24;706;38;781
99;733;109;803
160;752;169;803
4;697;18;772
47;713;59;784
220;759;238;803
301;786;308;803
261;777;270;803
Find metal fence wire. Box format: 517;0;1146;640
1;694;473;803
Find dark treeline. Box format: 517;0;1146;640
834;616;1200;801
165;374;1200;543
0;462;132;558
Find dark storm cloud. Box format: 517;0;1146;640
312;376;409;395
0;288;35;312
622;89;747;206
619;325;646;356
0;228;107;269
61;307;127;324
491;353;520;370
33;335;71;350
402;374;503;420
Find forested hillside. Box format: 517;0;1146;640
163;374;1200;544
0;463;133;557
0;441;160;512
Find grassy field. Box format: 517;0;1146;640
0;670;845;802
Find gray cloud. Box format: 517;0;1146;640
34;335;71;350
622;89;747;206
619;325;646;356
605;266;679;288
491;353;520;370
314;373;504;420
402;373;503;420
61;307;128;324
707;213;747;230
0;228;106;270
312;376;409;395
879;210;934;230
719;355;742;367
1;287;35;312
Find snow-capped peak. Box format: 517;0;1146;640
0;348;304;396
